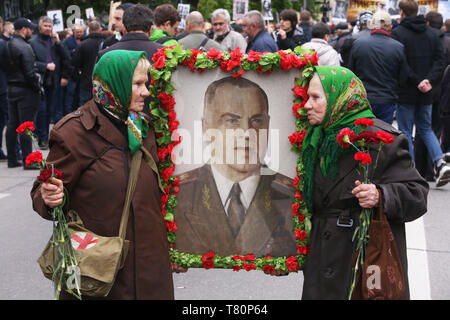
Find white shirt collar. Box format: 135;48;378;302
210;165;261;212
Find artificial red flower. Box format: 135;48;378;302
376;131;395;144
297;245;308;255
337;128;356;148
354;118;374;126
202;251;215;269
152;54;166;69
16;121;35;134
263;265;275;274
303;52;319;66
289;54;307;69
292;102;305;118
292;202;300;216
242;263;257;271
264;254;272;260
288;129;307;148
354;152;373;164
247;50;262;62
158;143;174;162
165;220;177;232
38;167;64;183
297;214;305;224
25;151;43;167
244;254;256;261
232;255;244;261
293;85;309;101
206;47;224;60
161;165;175;182
286;256;298;272
295;191;302;201
233;266;242;272
355;131;380;144
293;175;300;188
279;52;292;71
157;92;176;111
295;229;307;241
232;68;245;79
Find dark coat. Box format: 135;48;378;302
31;100;174;300
348;30;411;104
174;164;297;257
98;32;163;61
71;33;106;92
0;39;7;94
301;119;429;300
277;26;304;50
29;33;70;87
246;29;278;53
391;15;445;105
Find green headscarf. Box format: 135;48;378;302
302;66;375;212
92;50;149;154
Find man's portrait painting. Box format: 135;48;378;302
170;68;300;259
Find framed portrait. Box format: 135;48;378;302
150;45;317;273
47;9;64;32
233;0;248;21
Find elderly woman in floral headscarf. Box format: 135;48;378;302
300;66;428;300
31;50;174;299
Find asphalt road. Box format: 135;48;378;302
1;151;449;300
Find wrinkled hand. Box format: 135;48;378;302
171;262;188;273
41;177;64;208
352;180;379;208
418;79;432;93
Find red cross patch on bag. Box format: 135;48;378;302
71;232;99;250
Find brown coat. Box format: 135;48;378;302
31;100;174;300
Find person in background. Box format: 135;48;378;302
276;9;304;50
30;16;70;150
179;11;224;51
3;18;41;169
348;11;411;125
243;10;278;53
71;20;105;107
302;22;340;66
391;0;450;187
150;3;180;47
298;10;312;44
102;2;135;50
1;21;14;41
211;8;247;52
0;16;8;160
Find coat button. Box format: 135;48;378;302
323;231;331;240
323;267;334;278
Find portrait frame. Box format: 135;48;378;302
149;45;318;273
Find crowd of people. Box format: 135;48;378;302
0;0;447;300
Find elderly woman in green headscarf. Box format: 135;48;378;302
31;50;174;299
300;66;428;300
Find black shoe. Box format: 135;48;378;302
23;163;40;170
436;164;450;187
38;141;49;150
8;161;23;168
0;152;7;161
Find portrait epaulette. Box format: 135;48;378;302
178;168;201;185
52;109;83;130
272;173;295;193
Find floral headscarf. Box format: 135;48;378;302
92;50;149;154
302;66;375;212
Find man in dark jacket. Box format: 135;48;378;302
0;17;8;160
391;0;450;187
99;4;163;116
3;18;41;169
30;16;70;149
348;11;410;124
297;10;312;44
71;20;105;107
243;10;278;53
102;2;135;50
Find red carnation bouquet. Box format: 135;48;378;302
17;122;81;300
336;119;395;299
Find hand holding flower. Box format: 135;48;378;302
41;177;64;208
352;180;379;208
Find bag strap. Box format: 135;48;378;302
141;145;165;194
197;36;209;50
157;36;175;44
118;149;143;240
374;189;387;222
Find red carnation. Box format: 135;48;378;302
16;121;35;134
337;128;355;148
161;165;175;182
354;152;372;164
158;143;174;162
293;85;309;101
25;151;43;167
289;54;307;69
292;102;305;118
279;53;292;71
286;256;299;272
288;129;307;148
354;118;374;126
152;54;166;70
376;131;395;144
355;131;380;144
38;167;64;183
157;92;175;111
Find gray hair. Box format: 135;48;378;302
38;16;53;26
244;10;265;29
211;8;230;22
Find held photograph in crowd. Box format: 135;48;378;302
0;0;450;305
